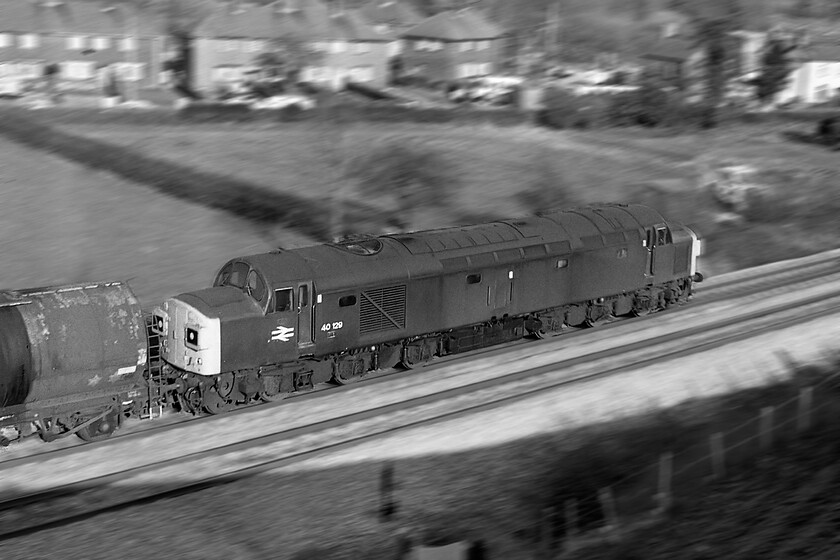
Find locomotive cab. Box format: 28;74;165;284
155;258;315;377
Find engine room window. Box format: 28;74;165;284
275;288;293;312
556;259;568;269
339;295;356;307
466;274;481;284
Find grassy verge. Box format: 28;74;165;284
0;107;400;241
8;354;837;560
7;106;840;277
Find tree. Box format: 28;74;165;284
345;140;457;231
753;38;795;105
827;0;840;19
630;0;651;21
253;35;322;83
690;0;744;127
792;0;815;17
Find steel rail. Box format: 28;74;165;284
1;282;839;541
1;249;838;466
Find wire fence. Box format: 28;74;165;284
531;364;840;558
373;353;840;560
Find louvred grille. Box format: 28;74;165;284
360;285;406;334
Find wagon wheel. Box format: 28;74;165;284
77;408;121;442
178;386;203;414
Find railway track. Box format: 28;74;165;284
4;246;837;461
1;250;839;540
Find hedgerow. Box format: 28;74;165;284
0;108;348;240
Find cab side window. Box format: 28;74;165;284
274;288;293;312
656;227;670;246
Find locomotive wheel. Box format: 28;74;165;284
631;297;654;317
259;375;287;402
203;387;236;414
584;306;612;328
259;390;287;402
531;328;548;340
77;409;121;442
333;368;360;385
333;356;368;385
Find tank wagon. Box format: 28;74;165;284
154;203;703;413
0;282;149;444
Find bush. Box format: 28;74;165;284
519;149;578;213
178;101;253;122
535;87;589;129
345;139;459;229
0;108;336;239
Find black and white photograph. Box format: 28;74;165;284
1;0;840;558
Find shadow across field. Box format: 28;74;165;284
0;109;406;241
780;130;838;149
1;356;839;560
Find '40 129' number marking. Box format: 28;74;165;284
320;321;343;331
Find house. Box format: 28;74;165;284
191;2;287;93
191;0;395;94
358;0;425;56
399;8;505;83
645;9;690;39
638;37;699;85
777;41;840;105
0;0;167;93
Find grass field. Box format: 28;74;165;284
2;110;840;559
50;114;840;279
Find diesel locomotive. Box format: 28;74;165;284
0;203;702;444
154;203;702;414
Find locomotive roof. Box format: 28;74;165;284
238;204;667;293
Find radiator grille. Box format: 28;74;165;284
360;285;406;334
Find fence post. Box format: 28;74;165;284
710;432;725;480
564;499;578;541
798;386;814;433
599;487;619;530
541;506;555;558
379;461;397;522
655;452;673;513
760;406;775;452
